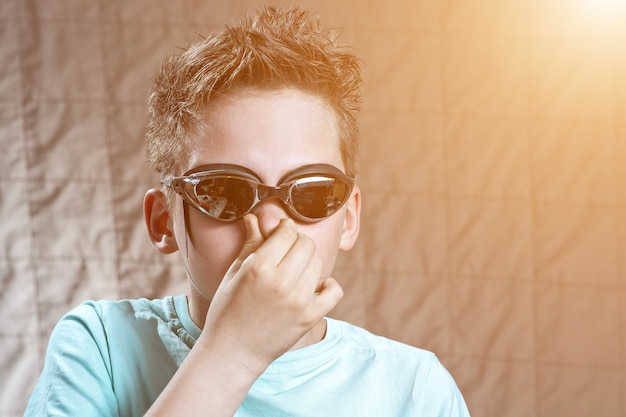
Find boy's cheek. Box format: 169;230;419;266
186;223;247;272
299;223;343;275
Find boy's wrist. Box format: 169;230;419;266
195;328;271;382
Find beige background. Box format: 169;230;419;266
2;0;626;416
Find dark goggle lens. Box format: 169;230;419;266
194;177;255;221
290;176;351;220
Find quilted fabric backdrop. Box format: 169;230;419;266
2;0;626;416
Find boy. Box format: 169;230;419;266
25;6;471;416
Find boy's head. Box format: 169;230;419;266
145;5;362;184
143;6;363;325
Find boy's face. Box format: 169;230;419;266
167;87;360;323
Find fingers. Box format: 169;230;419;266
312;277;344;316
206;214;344;368
239;215;341;314
254;218;300;267
238;217;336;316
274;231;317;282
316;277;343;302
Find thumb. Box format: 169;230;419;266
237;213;264;261
223;214;264;281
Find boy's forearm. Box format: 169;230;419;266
144;338;265;417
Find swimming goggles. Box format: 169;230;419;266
162;163;355;223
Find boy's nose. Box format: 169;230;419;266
252;200;293;238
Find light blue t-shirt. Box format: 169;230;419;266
24;296;471;416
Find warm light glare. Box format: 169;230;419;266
581;0;626;18
576;0;626;35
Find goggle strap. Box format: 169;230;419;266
183;198;189;259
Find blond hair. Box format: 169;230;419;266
145;5;362;181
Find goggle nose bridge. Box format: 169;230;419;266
253;183;292;206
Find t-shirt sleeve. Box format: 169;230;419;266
23;302;120;416
418;356;471;417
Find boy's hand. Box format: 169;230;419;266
197;214;343;376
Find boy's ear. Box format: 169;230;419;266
143;189;179;254
339;184;361;251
